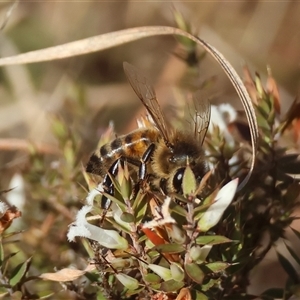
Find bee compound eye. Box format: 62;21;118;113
173;168;185;191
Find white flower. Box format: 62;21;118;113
67;205;128;250
198;179;239;232
209;103;237;145
7;173;25;210
143;196;175;229
86;183;104;206
0;201;8;214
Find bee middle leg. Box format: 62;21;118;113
102;159;124;210
139;143;156;180
102;144;155;209
130;143;156;196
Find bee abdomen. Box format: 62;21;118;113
123;131;154;157
86;138;124;176
86;129;159;176
85;153;106;175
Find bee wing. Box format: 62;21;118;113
123;62;171;144
190;91;211;145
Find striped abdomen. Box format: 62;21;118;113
86;128;160;176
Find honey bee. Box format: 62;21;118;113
86;62;211;208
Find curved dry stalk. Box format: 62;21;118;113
0;26;258;190
0;138;60;155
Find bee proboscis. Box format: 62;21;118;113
86;62;211;208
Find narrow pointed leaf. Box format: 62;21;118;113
284;243;300;267
291;227;300;240
170;262;185;282
154;243;185;254
148;264;172;281
160;279;185;292
194;291;208;300
9;257;32;287
182;166;196;196
276;251;299;284
196;235;232;245
205;262;229;273
115;273;139;290
185;263;204;284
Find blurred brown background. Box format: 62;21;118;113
0;1;299;296
1;1;299;142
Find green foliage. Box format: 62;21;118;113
68;64;300;299
1;11;300;300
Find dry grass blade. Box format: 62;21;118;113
0;26;258;189
0;0;19;31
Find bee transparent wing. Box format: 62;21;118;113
123;62;171;144
190;91;211;145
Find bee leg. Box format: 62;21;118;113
139;143;155;180
132;144;155;196
102;159;123;210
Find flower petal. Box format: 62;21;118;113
198;179;238;232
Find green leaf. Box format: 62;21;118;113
193;202;213;221
196;235;232;246
276;251;299;284
63;141;75;167
51;117;68;141
105;174;122;198
9;257;32;287
169;199;188;217
154;243;185;254
159;279;184;292
148;264;172;281
256;107;270;131
143;273;160;283
132;191;148;224
115;273;139;290
205;262;229;273
182;165;196;196
119;171;132;200
125;287;146;297
86;225;129;250
36;291;55;299
190;245;211;262
120;212;135;223
0;242;4;264
193;291;208;300
185;262;204;284
201;278;219;292
170;262;184;282
1;252;19;274
102;192;126;210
